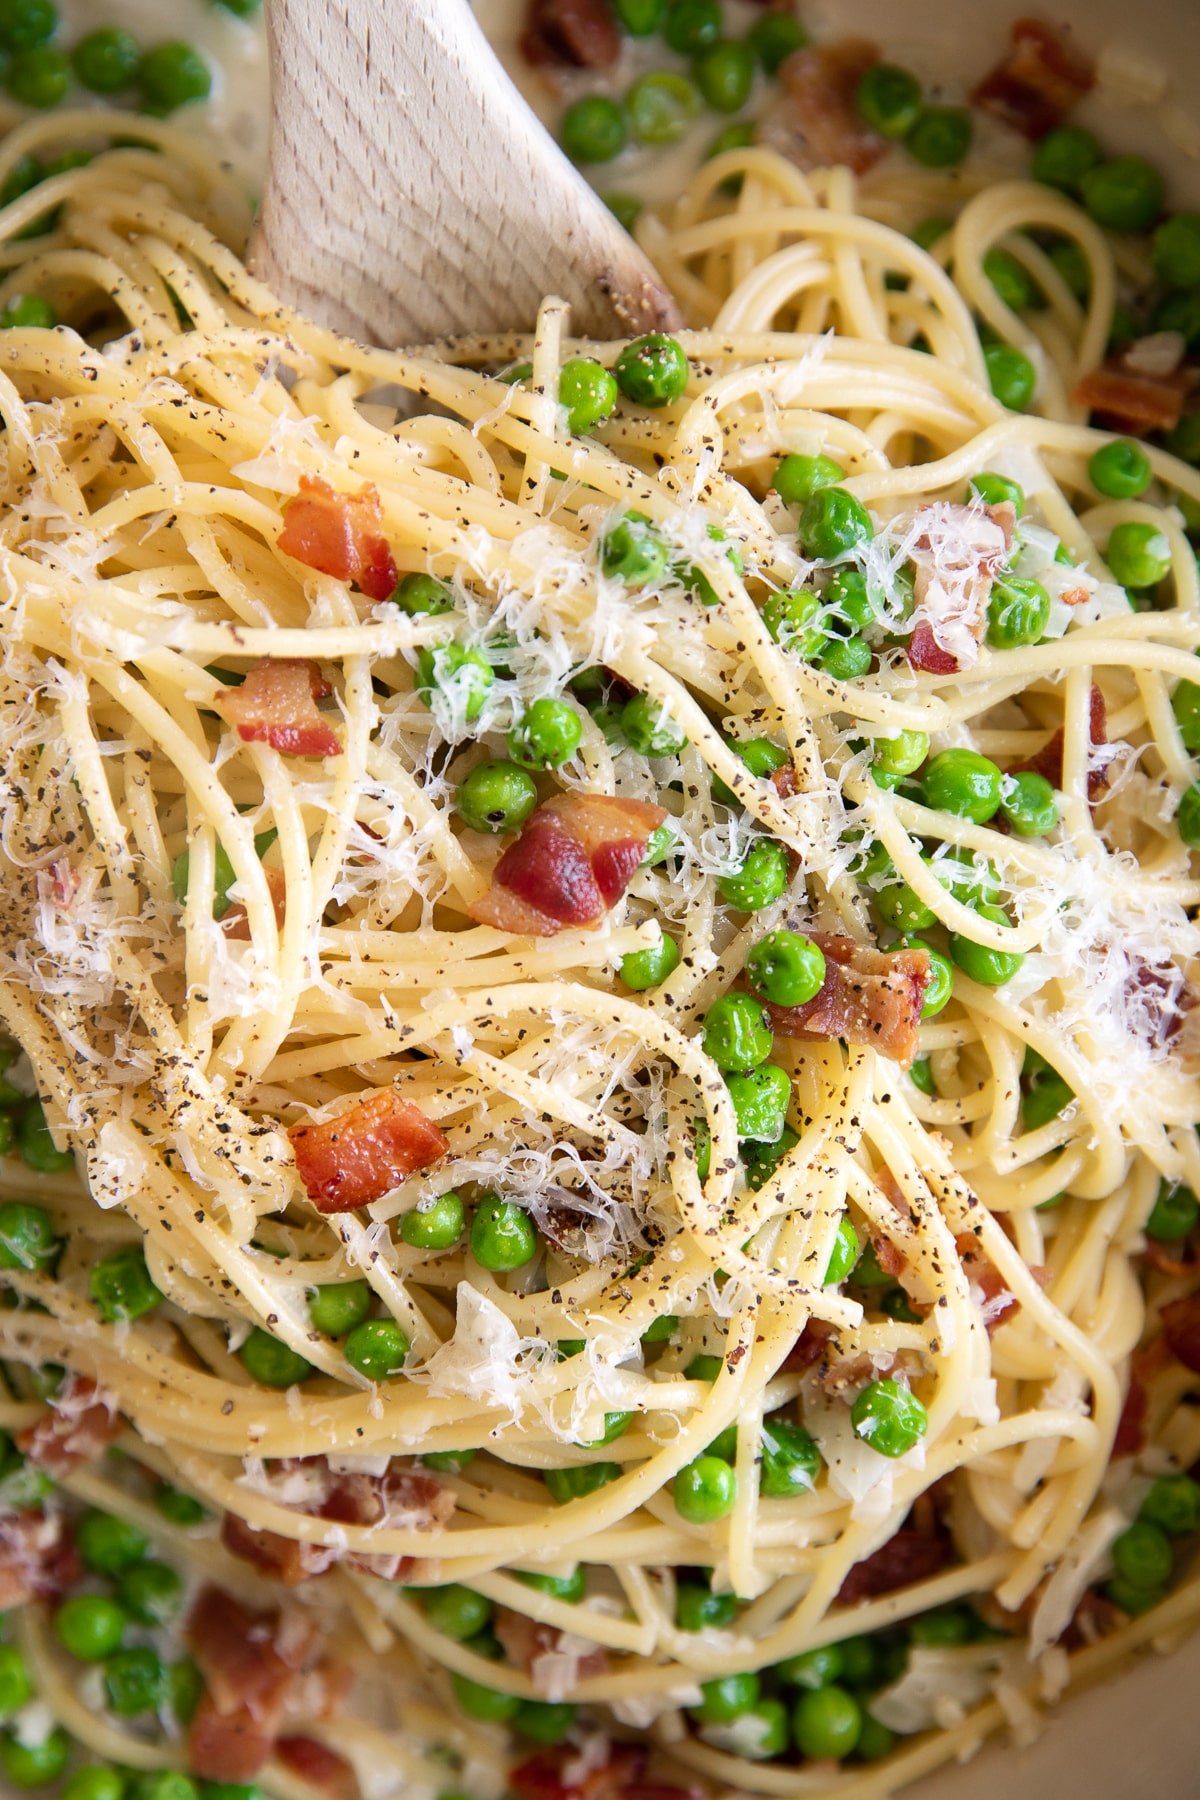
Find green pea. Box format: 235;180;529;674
155;1483;207;1527
776;1644;843;1688
415;642;494;722
761;584;825;653
1088;437;1152;500
716;839;790;911
422;1583;492;1641
950;902;1024;987
792;1684;862;1760
704;120;756;193
748;10;806;74
104;1645;167;1717
1139;1472;1200;1536
621;930;681;991
911;215;952;252
984;342;1036;411
850;1377;927;1457
1172;680;1200;755
391;571;453;616
627;67;700;145
797;486;873;560
456;759;538;834
711;733;786;804
821;1213;861;1287
579;1409;633;1449
470;1195;537;1271
421;1448;475;1473
604;191;642;232
1081;155;1164;233
702;992;773;1072
1107;1576;1166;1615
344;1319;409;1381
987;573;1050;649
1146;1179;1199;1241
664;0;722;54
675;1453;737;1523
1154;214;1200;290
115;1558;183;1629
1022;1069;1073;1131
451;1669;520;1723
1106;521;1171;589
558;1338;586;1361
725;1062;791;1144
72;27;140;92
934;848;1001;908
909;1056;934;1095
1179;781;1200;849
1168;415;1200;464
63;1771;127;1800
746;928;826;1007
90;1244;162;1323
755;1418;821;1500
561;94;627;163
1032;124;1100;194
771;454;844;510
543;1462;621;1503
1111;1519;1173;1589
0;1727;70;1789
0;0;55;49
874;728;929;779
642;1311;679;1343
128;1778;198;1800
0;1644;31;1716
693;1671;760;1725
77;1508;148;1575
907;106;972;168
517;1565;586;1602
0;1201;59;1271
823;568;875;634
874;879;936;935
856;63;922;138
164;1656;201;1728
17;1097;72;1172
614;332;690;407
6;44;68;108
686;1352;722;1383
741;1124;799;1190
923;747;1004;822
400;1191;465;1250
515;1700;577;1745
55;1593;127;1660
600;511;669;583
676;1582;737;1630
910;1605;974;1646
817;634;872;682
307;1278;372;1337
508;697;583;769
1047;237;1091;301
694;39;754;113
239;1327;312;1388
621;692;687;756
558;357;618;435
983;246;1039;313
1000;770;1058;838
613;0;665;33
138;40;211;114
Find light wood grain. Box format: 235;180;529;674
251;0;681;347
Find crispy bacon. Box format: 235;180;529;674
955;1232;1021;1332
873;1234;908;1279
278;475;397;601
276;1736;359;1800
17;1375;119;1476
509;1747;698;1800
768;39;886;175
469;793;665;936
520;0;619;68
186;1588;323;1783
290;1088;448;1212
221;1461;450;1585
836;1524;952;1606
0;1510;79;1608
770;762;799;800
765;934;930;1069
907;621;961;674
221;1512;336;1586
1074;364;1191;434
1020;683;1109;801
783;1317;837;1372
904;502;1014;674
223;866;288;941
221;659;342;759
1161;1293;1200;1376
972;18;1094;139
494;1607;609;1690
189;1694;275;1786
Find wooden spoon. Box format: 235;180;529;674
251;0;681;347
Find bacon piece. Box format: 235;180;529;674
765;934;930;1070
907;620;961;675
1161;1293;1200;1376
221;659;341;758
290;1088;448;1212
1113;1366;1148;1458
955;1232;1021;1332
519;0;619;68
494;1607;608;1691
221;1512;336;1586
0;1510;79;1608
509;1747;699;1800
469;793;665;936
836;1524;952;1606
783;1318;836;1372
223;866;287;941
1074;365;1190;434
770;763;798;800
769;39;886;175
17;1375;120;1476
1125;956;1198;1052
275;1737;359;1800
972;18;1094;140
186;1588;322;1783
189;1694;274;1786
278;475;397;601
873;1234;908;1279
1020;683;1108;802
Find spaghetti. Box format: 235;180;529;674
0;98;1198;1800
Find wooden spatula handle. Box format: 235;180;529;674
251;0;681;346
